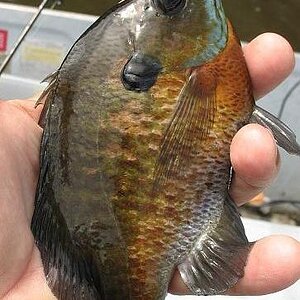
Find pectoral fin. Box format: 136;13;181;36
178;194;250;295
250;105;300;155
154;68;217;188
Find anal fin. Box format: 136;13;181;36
178;195;250;295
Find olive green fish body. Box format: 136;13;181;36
32;0;300;299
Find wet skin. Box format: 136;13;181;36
0;33;299;299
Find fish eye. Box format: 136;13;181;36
121;52;162;92
152;0;187;16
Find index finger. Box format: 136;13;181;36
243;33;295;99
230;34;295;205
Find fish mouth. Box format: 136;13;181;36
152;0;187;16
121;52;163;92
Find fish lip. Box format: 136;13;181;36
151;0;187;16
121;52;163;92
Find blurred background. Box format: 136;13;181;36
0;0;300;51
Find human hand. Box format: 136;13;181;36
170;33;300;296
0;100;54;299
0;34;299;299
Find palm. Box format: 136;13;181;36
0;100;52;299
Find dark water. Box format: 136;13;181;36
2;0;300;51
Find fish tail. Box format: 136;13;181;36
178;194;250;295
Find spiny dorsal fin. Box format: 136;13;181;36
35;70;60;128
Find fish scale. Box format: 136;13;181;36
31;0;300;299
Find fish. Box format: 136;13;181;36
31;0;300;299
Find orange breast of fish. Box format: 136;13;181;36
103;21;254;299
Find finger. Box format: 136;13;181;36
243;33;295;99
229;124;280;206
7;99;43;124
228;235;300;295
169;235;300;295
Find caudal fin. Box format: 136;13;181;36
178;195;250;295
